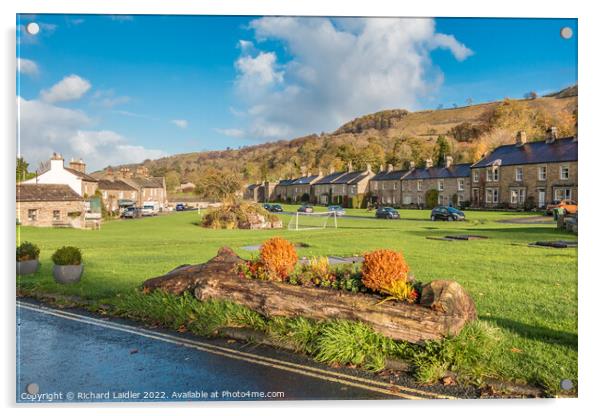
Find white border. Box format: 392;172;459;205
2;1;601;415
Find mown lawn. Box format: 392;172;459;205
16;207;577;393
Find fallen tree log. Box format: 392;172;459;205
143;247;477;344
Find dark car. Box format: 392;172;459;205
269;204;283;212
263;203;272;211
375;207;400;219
121;206;142;219
430;206;465;221
298;205;314;213
175;203;186;211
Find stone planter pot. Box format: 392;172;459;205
17;259;39;276
53;264;83;284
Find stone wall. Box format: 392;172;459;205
17;200;85;228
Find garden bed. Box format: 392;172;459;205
143;246;476;344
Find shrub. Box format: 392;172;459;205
259;237;298;281
51;246;82;266
16;241;40;261
201;202;279;229
425;189;439;209
361;249;416;302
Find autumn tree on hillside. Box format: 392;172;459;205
194;168;242;203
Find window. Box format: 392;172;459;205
538;166;547;181
27;209;38;221
417;195;423;204
438;194;443;204
560;165;569;180
486;188;499;204
417;180;422;191
510;190;517;204
515;167;523;182
349;185;356;195
102;191;108;198
382;182;387;190
473;171;479;183
555;188;572;201
438;180;444;191
458;194;464;204
487;166;499;182
518;189;525;204
458;178;464;191
393;182;397;190
53;210;60;221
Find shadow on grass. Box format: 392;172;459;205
483;316;577;350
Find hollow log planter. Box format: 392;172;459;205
143;247;477;344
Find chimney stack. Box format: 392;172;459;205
387;163;393;172
347;161;353;172
120;167;132;179
329;166;335;174
50;153;64;171
300;165;307;177
546;126;558;143
379;164;384;173
516;131;527;146
444;156;453;168
425;158;433;169
366;163;372;173
318;169;323;177
69;158;86;173
409;161;416;170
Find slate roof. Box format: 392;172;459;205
97;179;137;191
246;184;260;191
472;137;578;168
276;179;295;186
17;184;83;202
291;175;320;185
314;172;345;185
372;169;411;181
64;167;98;182
404;163;472;180
128;177;164;188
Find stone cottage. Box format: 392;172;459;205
17;184;85;228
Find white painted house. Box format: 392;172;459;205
23;153;98;197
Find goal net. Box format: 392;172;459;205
287;211;338;231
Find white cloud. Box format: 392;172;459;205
214;128;245;138
232;17;473;140
17;58;39;76
171;119;188;129
40;74;91;103
92;89;131;108
17;97;164;170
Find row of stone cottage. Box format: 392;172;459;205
16;153;168;228
245;129;578;209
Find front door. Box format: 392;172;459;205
538;190;546;208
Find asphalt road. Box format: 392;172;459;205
16;301;455;403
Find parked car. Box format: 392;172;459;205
430;206;465;221
121;206;142;219
298;205;314;213
546;199;578;215
269;204;283;212
327;205;346;216
175;203;186;212
375;207;400;219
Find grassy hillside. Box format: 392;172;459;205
102;88;577;187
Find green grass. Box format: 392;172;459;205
16;206;577;394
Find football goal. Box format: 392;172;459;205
287;211;338;231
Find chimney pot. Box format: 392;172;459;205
366;163;372;173
516;131;527;146
546;126;558;143
445;156;453;168
409;161;416;170
329;166;335;174
347;161;353;172
425;158;433;169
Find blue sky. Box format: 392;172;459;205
16;15;577;170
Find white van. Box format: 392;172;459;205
141;201;159;216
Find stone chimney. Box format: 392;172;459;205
347;161;353;172
69;158;86;173
444;156;453;168
120;167;132;179
387;163;393;172
329;166;335;174
135;166;149;178
425;158;433;169
409;161;416;170
366;163;372;173
318;169;323;177
300;165;307;177
546;126;558;143
379;164;384;173
515;130;527;146
50;153;64;171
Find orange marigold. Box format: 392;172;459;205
259;237;298;281
361;249;412;300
